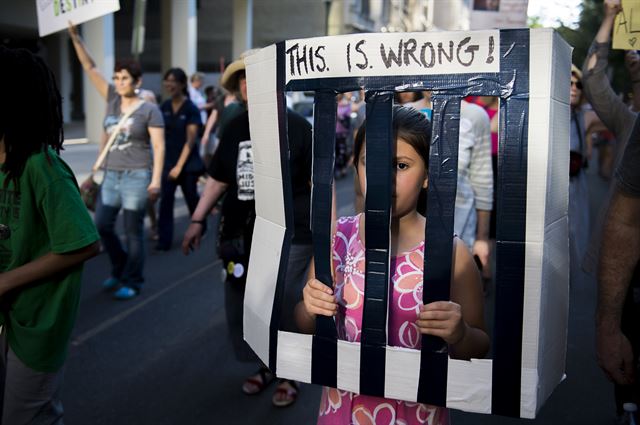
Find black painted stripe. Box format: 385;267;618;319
417;96;461;407
359;91;394;397
268;42;295;373
310;90;338;388
491;28;530;418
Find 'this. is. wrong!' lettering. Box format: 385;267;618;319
285;34;497;78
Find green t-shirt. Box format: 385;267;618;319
0;148;99;372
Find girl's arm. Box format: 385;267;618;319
148;126;165;202
68;22;109;99
169;123;199;180
0;243;100;296
417;238;490;360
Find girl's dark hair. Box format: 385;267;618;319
114;58;143;82
353;105;431;169
163;67;189;97
354;105;431;214
0;47;64;184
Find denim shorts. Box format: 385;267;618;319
101;169;151;211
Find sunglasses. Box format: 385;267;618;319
571;80;583;90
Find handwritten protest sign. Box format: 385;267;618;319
36;0;120;37
469;0;528;30
613;0;640;49
284;30;499;83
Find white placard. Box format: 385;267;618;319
470;0;528;30
36;0;120;37
285;31;500;84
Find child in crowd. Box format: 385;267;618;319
296;106;489;424
0;47;100;423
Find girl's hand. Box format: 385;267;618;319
417;301;468;345
302;278;338;318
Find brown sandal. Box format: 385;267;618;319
272;379;299;407
242;368;275;395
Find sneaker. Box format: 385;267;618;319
113;286;139;300
102;277;120;292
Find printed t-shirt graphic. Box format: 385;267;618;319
236;140;255;201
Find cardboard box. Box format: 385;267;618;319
244;28;571;419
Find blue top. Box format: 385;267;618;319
160;98;203;173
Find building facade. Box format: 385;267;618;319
0;0;475;142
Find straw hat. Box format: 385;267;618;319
571;64;582;81
221;49;260;92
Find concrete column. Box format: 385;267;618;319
161;0;197;75
58;33;72;124
82;15;115;144
232;0;253;59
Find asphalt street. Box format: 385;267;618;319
59;140;616;425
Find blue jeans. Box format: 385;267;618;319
157;171;201;249
95;169;150;289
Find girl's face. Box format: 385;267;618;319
163;73;184;98
112;69;138;97
357;138;428;219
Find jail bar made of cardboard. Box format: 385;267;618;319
243;28;570;419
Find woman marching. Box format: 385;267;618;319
155;68;204;251
297;106;489;424
69;22;165;300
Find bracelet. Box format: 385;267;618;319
191;220;206;225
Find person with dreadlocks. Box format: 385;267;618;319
0;46;100;424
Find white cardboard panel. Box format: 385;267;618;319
525;94;551;245
337;341;361;394
545;98;571;226
277;331;313;382
383;347;420;402
521;239;543;370
285;31;500;83
520;368;539;419
244;217;285;363
253;166;286;228
446;358;493;414
536;216;570;415
529;29;572;104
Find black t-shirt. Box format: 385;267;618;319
160;99;203;173
207;109;312;246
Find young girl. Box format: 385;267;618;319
297;106;490;424
0;47;100;423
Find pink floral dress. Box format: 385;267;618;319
318;215;449;425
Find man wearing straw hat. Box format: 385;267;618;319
182;51;312;407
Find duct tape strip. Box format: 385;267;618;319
310;90;338;388
286;74;502;97
491;29;530;417
359;91;394;397
269;42;295;373
417;96;461;407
